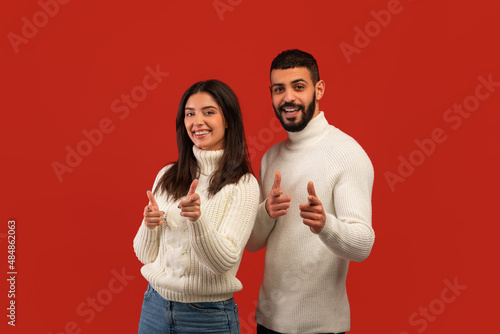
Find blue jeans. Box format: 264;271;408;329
138;284;240;334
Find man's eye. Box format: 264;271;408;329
295;85;304;90
274;87;284;94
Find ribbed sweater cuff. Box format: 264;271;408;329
137;220;159;243
187;215;238;274
133;221;159;263
257;200;276;230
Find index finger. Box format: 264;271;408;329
147;190;158;207
307;181;317;197
186;179;199;198
273;171;281;190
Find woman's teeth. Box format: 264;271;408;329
195;131;209;135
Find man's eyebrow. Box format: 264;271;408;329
270;78;308;88
291;78;308;84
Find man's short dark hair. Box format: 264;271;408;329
270;49;320;85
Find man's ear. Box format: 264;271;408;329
315;80;325;102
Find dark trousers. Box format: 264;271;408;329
257;323;345;334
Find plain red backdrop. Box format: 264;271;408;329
1;0;499;333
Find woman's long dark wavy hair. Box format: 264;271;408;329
154;80;253;200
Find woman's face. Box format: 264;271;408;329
184;92;226;151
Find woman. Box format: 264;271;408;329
133;79;259;334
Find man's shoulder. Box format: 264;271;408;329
258;141;286;175
321;125;372;164
262;140;285;159
322;125;361;148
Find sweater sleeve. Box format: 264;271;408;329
133;167;168;265
245;154;278;252
318;142;375;262
187;174;260;274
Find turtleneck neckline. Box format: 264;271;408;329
286;111;331;149
192;146;223;176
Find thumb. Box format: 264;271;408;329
187;179;199;198
273;171;281;190
307;181;317;198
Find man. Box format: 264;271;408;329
246;49;375;334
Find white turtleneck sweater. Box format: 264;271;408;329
134;146;259;303
246;112;375;333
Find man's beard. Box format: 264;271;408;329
273;93;316;132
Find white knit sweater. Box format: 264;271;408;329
246;112;375;333
134;146;259;303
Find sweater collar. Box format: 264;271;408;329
192;146;223;176
286;111;330;148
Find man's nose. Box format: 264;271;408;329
283;90;296;103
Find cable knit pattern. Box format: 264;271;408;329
134;146;259;303
246;112;374;333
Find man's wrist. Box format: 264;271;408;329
264;198;272;217
261;199;275;221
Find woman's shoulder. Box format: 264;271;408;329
222;173;259;192
152;164;175;189
155;164;173;178
239;172;258;186
222;173;259;202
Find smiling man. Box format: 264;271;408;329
246;49;375;334
270;66;319;132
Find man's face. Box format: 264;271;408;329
270;67;319;132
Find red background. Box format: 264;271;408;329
1;0;499;333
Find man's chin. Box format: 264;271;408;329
275;109;309;132
283;121;308;132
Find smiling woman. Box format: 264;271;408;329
184;92;227;151
133;79;259;334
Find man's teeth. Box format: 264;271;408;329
284;108;299;112
195;131;209;135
